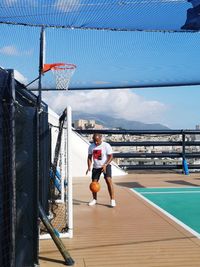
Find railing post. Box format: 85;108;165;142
182;131;189;175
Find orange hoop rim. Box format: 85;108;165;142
42;62;77;73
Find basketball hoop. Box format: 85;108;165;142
43;63;76;90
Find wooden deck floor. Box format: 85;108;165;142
40;172;200;266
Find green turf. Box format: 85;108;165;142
133;187;200;234
135;187;200;193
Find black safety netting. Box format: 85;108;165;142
0;0;200;90
0;0;199;31
0;68;50;267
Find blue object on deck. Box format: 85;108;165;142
56;169;61;180
55;169;68;187
50;169;62;192
183;158;189;175
50;168;68;192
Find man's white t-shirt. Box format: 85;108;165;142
88;141;112;169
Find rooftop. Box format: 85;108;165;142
40;171;200;267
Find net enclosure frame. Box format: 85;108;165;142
0;68;74;267
40;106;73;240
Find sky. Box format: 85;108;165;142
42;85;200;129
1;0;200;129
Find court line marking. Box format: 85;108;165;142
135;187;199;188
133;186;200;190
141;191;200;194
131;188;200;239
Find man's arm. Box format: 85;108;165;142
86;154;92;175
102;154;113;173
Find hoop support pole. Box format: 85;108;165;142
38;26;45;108
26;75;40;88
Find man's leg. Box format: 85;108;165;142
104;165;116;207
88;168;101;206
105;177;115;200
92;179;98;200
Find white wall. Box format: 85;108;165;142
48;107;126;178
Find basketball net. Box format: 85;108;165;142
43;63;76;90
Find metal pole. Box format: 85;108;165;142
67;106;73;238
35;26;45;266
39;204;74;266
38;26;45;109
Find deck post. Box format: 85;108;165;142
182;131;189;175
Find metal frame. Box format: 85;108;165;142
40;106;73;240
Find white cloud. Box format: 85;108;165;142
43;89;167;124
0;45;33;56
54;0;81;12
0;46;19;56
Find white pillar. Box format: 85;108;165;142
67;106;73;238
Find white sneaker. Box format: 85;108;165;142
88;199;97;206
111;199;116;207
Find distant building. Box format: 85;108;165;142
191;125;200;141
194;125;200;141
74;119;88;129
94;123;104;129
74;119;104;129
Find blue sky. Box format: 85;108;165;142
135;86;200;129
0;0;200;129
42;85;200;129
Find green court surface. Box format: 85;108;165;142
132;187;200;238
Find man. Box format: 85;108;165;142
86;133;116;207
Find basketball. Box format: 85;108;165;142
89;181;100;193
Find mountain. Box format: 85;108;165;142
72;112;169;130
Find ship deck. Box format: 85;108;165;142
40;171;200;267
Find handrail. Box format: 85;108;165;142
108;141;200;146
114;152;200;158
75;129;200;135
119;164;200;170
75;129;200;174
